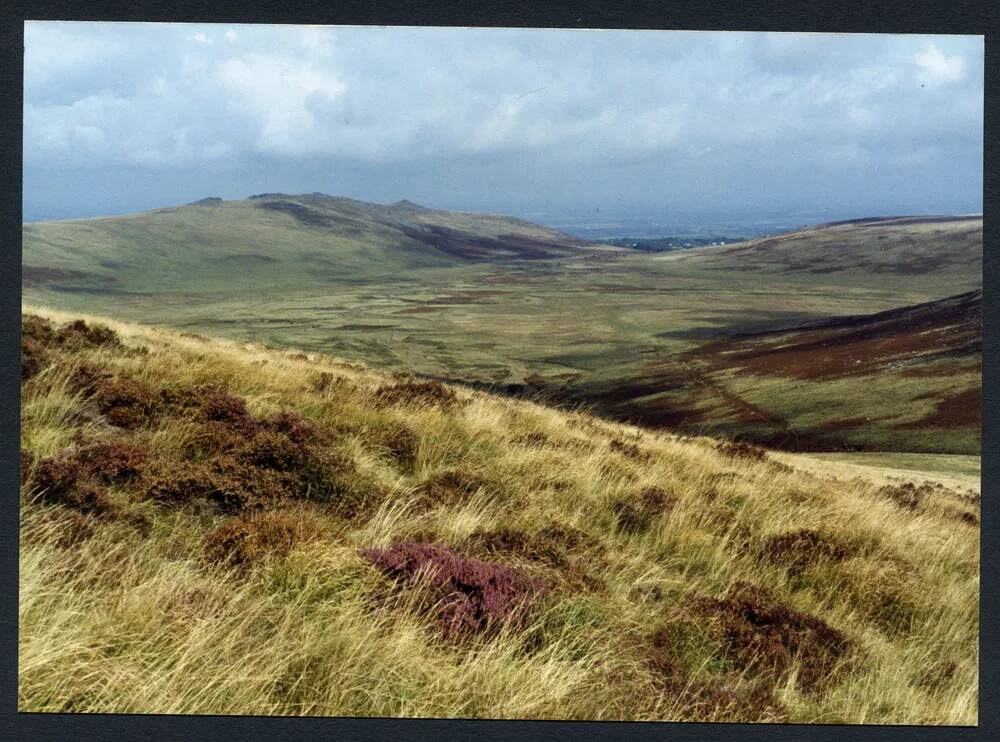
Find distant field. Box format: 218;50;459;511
22;196;982;455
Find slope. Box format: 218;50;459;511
580;291;981;454
22;192;614;296
19;308;978;723
22;205;982;454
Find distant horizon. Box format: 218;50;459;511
21;188;983;241
23;23;983;230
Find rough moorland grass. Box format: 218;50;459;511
18;307;979;723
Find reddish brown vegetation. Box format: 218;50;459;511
415;469;489;510
691;582;851;693
647;626;786;722
716;441;769;463
917;660;958;691
513;431;549;446
373;379;457;408
94;377;161;429
21;314;124;381
609;438;648;460
204;510;323;567
77;441;148;485
360;541;547;640
760;529;858;574
897;387;981;430
201;392;259;434
369;421;419;469
29;439;151;519
876;482;933;510
20;449;35;486
611;486;677;534
31;453;117;517
465;524;605;592
689;291;981;383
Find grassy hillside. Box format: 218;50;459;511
22;199;982;454
23;192;613;293
580;290;982;454
19;308;979;723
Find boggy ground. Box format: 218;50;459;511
19;308;979;723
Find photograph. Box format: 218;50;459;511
19;21;983;725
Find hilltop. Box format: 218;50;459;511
22;203;982;455
19;308;979;722
22;192;614;297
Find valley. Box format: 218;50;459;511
22;194;983;457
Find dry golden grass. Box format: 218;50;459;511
19;305;979;723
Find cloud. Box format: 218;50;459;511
913;42;965;86
22;23;984;219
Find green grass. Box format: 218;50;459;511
23;197;982;455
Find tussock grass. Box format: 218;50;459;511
19;305;978;723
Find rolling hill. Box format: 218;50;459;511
18;308;979;722
22;198;982;455
669;214;982;278
23;192;616;295
578;291;981;454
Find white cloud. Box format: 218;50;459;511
22;23;983;189
214;53;348;154
913;43;965;86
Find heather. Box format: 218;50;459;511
19;309;979;723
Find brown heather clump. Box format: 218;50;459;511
31;453;116;517
21;315;124;381
143;457;297;513
760;529;859;575
204;510;324;567
646;627;786;722
143;393;368;517
716;440;769;463
875;481;933;510
21;339;47;381
94;377;162;429
22;314;56;346
361;541;547;640
201;391;259;434
77;441;149;485
262;409;320;445
55;319;122;351
513;431;549;446
690;582;851;693
415;469;490;509
611;486;677;534
373;421;420;470
28;439;150;519
20;449;36;486
465;524;606;592
373;379;458;408
609;438;648;460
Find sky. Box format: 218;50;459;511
23;23;984;227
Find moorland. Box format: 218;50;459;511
22;194;983;458
18;308;979;721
